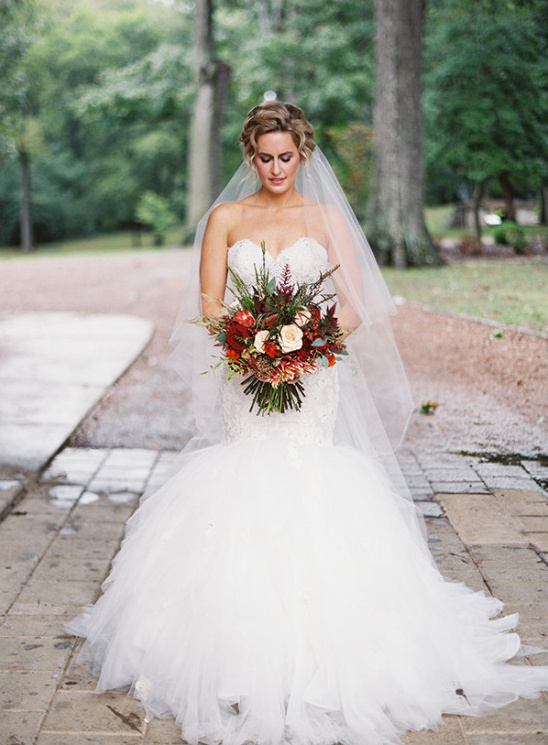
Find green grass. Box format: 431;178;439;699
424;205;455;237
424;205;548;241
382;259;548;335
0;224;186;259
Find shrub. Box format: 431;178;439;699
493;222;527;254
135;191;178;246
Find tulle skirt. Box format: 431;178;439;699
66;433;548;745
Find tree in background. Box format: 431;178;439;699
136;190;178;246
0;0;44;251
216;0;376;215
186;0;230;235
424;0;548;238
2;0;545;254
366;0;441;267
0;0;189;247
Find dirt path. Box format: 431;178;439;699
2;248;546;455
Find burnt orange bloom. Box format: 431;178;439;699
264;340;279;358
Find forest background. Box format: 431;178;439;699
1;0;547;263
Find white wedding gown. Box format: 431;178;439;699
67;239;548;745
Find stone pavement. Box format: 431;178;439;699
1;445;547;745
0;312;154;517
1;311;547;744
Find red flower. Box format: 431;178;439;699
226;347;240;359
296;338;312;361
264;340;279;358
226;323;251;351
233;309;255;327
310;306;321;322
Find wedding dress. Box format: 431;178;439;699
67;237;548;745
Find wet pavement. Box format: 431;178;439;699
1;313;547;745
0;312;153;518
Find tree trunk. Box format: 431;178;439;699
540;181;548;225
499;171;516;222
366;0;442;267
258;0;286;33
472;181;484;246
19;149;35;252
186;0;230;237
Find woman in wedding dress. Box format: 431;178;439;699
67;102;548;745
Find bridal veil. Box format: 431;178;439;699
170;146;418;520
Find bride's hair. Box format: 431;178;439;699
240;102;316;164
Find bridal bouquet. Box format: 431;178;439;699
197;242;347;415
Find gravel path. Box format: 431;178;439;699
2;248;546;456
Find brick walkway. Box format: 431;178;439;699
1;447;547;745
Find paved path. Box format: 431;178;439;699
1;447;547;745
0;312;153;516
1;310;547;744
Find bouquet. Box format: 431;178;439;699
197;242;347;415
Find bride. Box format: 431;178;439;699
67;102;548;745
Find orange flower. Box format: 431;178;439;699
264;340;279;358
226;348;240;359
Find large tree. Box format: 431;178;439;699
0;0;43;251
424;1;548;232
366;0;442;267
186;0;230;235
0;0;188;246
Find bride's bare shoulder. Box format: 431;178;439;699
209;200;244;220
303;199;347;228
207;199;248;231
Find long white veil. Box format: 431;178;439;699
170;146;420;526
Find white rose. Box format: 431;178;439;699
279;324;303;353
253;330;269;354
294;309;312;327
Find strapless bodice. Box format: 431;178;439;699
227;237;330;286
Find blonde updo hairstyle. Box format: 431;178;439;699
239;102;316;166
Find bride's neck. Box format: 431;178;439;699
255;187;302;211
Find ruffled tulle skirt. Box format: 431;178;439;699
66;433;548;745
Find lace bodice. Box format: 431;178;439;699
227;237;331;285
221;238;338;446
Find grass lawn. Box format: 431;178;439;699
382;259;548;335
0;224;186;259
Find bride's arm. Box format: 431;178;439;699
199;204;232;318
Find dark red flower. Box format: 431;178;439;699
226;323;252;351
296;338;312;361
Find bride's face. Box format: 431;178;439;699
254;131;301;195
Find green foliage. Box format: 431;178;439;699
136;191;177;245
217;0;375;178
2;0;547;249
327;122;373;220
493;222;528;253
0;0;191;247
424;2;548;201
